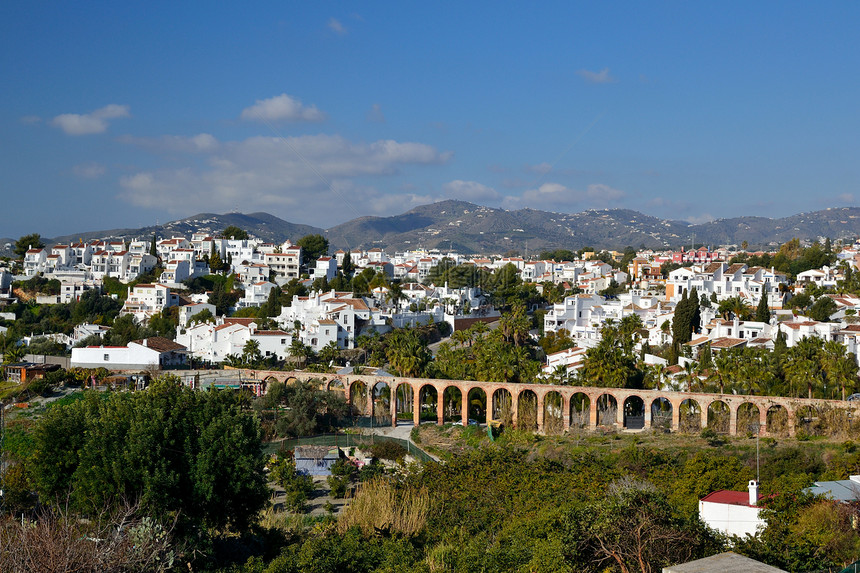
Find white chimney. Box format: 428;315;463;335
748;480;759;506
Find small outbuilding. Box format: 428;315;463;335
663;551;786;572
699;480;766;538
294;446;341;476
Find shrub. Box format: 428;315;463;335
369;441;408;462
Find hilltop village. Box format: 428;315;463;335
3;230;859;387
4;229;860;571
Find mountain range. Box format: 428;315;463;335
8;201;860;255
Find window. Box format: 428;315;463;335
104;354;110;361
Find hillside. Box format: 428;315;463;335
15;204;860;256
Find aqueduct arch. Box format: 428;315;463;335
243;369;858;437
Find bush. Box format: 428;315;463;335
327;474;350;499
369;441;408;462
700;427;725;447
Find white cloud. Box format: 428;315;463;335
367;103;386;123
328;17;347;35
504;182;626;211
119;133;220;153
20;115;41;124
838;193;855;203
585;183;625;201
51;104;130;135
72;162;106;179
118;133;452;225
525;162;553;175
240;94;326;122
577;68;616;84
443;180;500;202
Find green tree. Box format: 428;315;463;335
269;452;314;511
808;296;837;322
221;225;249;240
821;340;858;400
289;339;313;369
31;377;269;533
297;234;329;267
386;329;431;378
265;285;283;318
756;288;771;322
319;340;340;366
209;245;224;273
14;233;45;259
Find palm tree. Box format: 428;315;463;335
289;339;312;369
642;363;663;391
469;321;489;341
681;361;701;393
451;329;471;348
785;355;820;399
386;282;404;312
319;341;340;367
822;340;858;400
241;339;262;367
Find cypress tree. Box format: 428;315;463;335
756;284;771;323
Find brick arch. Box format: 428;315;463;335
257;370;857;436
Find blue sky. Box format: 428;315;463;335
2;2;859;239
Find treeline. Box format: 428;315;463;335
220;439;860;572
5;375;860;571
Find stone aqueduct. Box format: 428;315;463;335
239;369;859;437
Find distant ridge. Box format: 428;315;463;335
15;202;860;256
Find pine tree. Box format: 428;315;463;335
149;235;157;258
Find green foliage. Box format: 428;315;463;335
808;296;837;322
539;249;576;262
368;440;407;462
385;328;431;378
270;452;315;512
14;233;44;259
756;289;771;322
255;379;349;438
30;377;269;533
673;287;700;345
189;308;215;326
222;225;249;240
296;234;329;267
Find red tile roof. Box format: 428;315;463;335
701;490;760;507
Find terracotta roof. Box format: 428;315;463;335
701;490;760;507
339;298;369;311
224;317;256;326
318;319;337;325
253;330;289;336
130;337;187;353
710;337;747;349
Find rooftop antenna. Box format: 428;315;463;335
756;432;760;483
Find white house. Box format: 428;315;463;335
265;247;302;280
699;480;765;539
238;281;277;308
71;337;187;371
310;257;337;282
121;283;180;323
